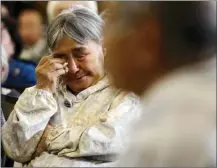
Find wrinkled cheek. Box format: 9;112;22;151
85;57;104;79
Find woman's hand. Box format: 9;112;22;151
35;55;68;93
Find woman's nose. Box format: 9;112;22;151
68;58;79;74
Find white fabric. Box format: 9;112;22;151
2;77;140;167
1;88;12;95
19;38;48;63
117;57;216;167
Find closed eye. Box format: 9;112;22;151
72;48;89;59
53;53;67;59
73;51;89;58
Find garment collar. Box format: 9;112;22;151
57;76;110;103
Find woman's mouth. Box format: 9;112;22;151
74;74;87;80
65;72;88;81
75;75;85;79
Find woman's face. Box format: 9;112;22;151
52;37;105;93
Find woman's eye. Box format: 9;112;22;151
74;52;88;58
53;54;66;59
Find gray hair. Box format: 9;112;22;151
47;6;104;50
46;1;98;23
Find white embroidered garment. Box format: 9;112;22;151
117;57;216;167
2;77;140;167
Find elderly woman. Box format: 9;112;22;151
2;6;140;167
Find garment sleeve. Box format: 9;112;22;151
2;86;58;163
46;92;141;158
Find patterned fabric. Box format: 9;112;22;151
2;77;141;167
117;57;216;167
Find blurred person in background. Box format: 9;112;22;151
1;45;20;167
1;45;20;97
1;46;9;88
1;5;37;92
1;45;20;168
2;6;140;167
105;1;216;167
18;8;48;64
47;1;98;23
1;4;23;60
1;4;9;18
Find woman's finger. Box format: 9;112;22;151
38;56;66;67
38;55;51;66
53;67;69;78
48;62;68;72
47;58;67;64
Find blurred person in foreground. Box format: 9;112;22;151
105;1;216;167
18;8;48;64
2;6;140;167
47;1;98;23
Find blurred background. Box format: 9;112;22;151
1;1;115;95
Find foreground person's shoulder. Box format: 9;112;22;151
110;89;140;108
117;90;139;101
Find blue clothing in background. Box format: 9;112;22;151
2;58;37;89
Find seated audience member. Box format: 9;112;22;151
1;20;15;61
1;6;23;59
1;45;20;97
1;4;9;17
105;1;216;167
2;6;140;167
47;1;98;23
3;58;37;91
1;44;19;168
1;17;37;91
18;8;48;63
